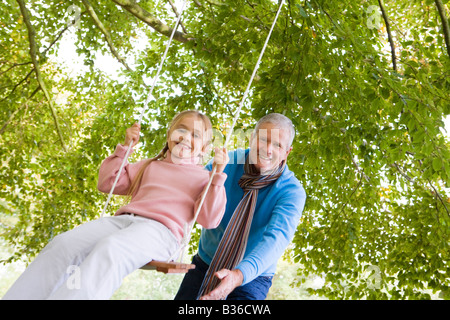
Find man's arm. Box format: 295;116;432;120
200;186;306;300
236;188;306;285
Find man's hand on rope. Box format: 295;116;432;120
199;268;244;300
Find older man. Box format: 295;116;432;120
175;113;306;300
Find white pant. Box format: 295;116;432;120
3;214;179;300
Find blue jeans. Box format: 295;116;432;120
174;254;273;300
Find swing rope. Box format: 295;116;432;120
100;0;285;271
100;0;188;218
166;0;285;264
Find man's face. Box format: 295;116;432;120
249;122;292;174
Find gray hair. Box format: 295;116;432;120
254;113;296;148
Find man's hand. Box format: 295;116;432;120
199;268;244;300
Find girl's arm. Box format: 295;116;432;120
97;144;137;195
195;147;229;228
194;171;227;229
97;123;142;195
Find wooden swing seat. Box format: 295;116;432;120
141;260;195;274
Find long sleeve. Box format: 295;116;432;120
194;172;227;229
97;144;141;195
235;186;306;285
97;146;227;242
198;149;307;284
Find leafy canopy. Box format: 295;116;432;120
1;0;449;299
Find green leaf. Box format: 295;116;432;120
296;4;308;18
380;87;390;99
2;0;450;302
432;158;441;171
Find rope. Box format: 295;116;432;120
100;0;188;217
100;0;285;266
167;0;285;263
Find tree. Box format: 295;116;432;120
1;0;449;300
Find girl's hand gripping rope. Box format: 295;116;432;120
213;147;229;173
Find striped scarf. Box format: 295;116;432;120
197;156;285;299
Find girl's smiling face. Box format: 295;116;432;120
167;114;207;161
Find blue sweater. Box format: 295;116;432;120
199;149;306;285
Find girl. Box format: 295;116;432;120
3;110;228;300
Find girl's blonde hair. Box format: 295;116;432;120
126;110;212;201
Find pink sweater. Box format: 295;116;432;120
97;144;227;242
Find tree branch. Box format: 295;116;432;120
40;11;87;57
378;0;397;71
111;0;190;43
0;86;39;135
16;0;67;152
167;0;188;34
345;144;370;182
0;68;34;101
82;0;133;72
427;179;450;219
434;0;450;58
390;163;413;183
82;0;153;92
0;61;32;76
193;0;203;8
